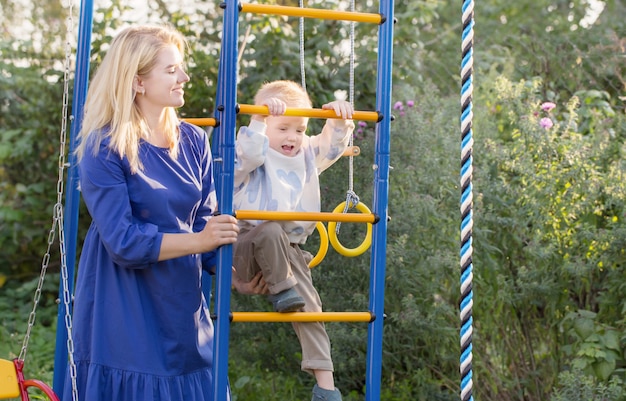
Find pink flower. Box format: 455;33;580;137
540;117;553;129
358;121;367;128
541;102;556;112
407;100;414;107
393;101;404;111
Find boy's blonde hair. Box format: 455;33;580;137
254;80;312;109
76;25;188;173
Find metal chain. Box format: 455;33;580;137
18;1;70;363
59;0;79;397
19;0;79;399
18;207;61;362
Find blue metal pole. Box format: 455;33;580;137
212;0;239;398
52;0;93;395
365;0;394;400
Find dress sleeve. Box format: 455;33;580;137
234;120;269;188
79;141;163;268
309;118;354;174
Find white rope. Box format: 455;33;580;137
336;0;358;233
298;0;306;91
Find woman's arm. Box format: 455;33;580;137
159;214;239;261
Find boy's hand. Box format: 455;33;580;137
322;100;354;120
265;97;287;116
252;97;287;122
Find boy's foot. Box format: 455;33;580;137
311;384;342;401
268;288;305;313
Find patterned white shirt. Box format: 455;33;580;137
234;119;353;244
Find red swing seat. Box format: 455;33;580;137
0;359;59;401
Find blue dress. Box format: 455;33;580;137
63;122;226;401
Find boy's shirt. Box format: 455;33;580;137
234;118;353;244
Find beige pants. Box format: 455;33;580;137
233;221;334;374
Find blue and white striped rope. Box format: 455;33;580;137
460;0;474;400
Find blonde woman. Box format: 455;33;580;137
65;25;241;401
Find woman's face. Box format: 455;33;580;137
135;44;189;110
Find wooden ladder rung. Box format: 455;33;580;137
343;146;360;157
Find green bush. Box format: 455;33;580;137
0;274;59;386
550;369;626;401
474;75;626;399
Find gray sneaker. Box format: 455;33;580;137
267;287;305;313
311;384;343;401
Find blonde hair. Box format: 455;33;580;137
254;80;312;109
75;25;188;173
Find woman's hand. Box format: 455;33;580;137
232;268;269;295
199;214;239;252
158;214;239;261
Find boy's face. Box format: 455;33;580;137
265;115;309;157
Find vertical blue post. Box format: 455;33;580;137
53;0;93;395
365;0;394;400
212;0;239;398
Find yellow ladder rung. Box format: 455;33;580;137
240;3;384;24
0;359;19;398
238;104;382;122
230;311;374;322
182;117;217;127
234;210;379;223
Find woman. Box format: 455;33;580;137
65;25;243;401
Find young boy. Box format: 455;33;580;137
232;80;354;401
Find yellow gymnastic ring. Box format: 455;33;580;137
308;222;329;268
327;202;373;257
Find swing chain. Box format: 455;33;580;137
19;0;79;398
18;3;74;359
60;201;79;401
59;0;79;398
18;207;60;362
